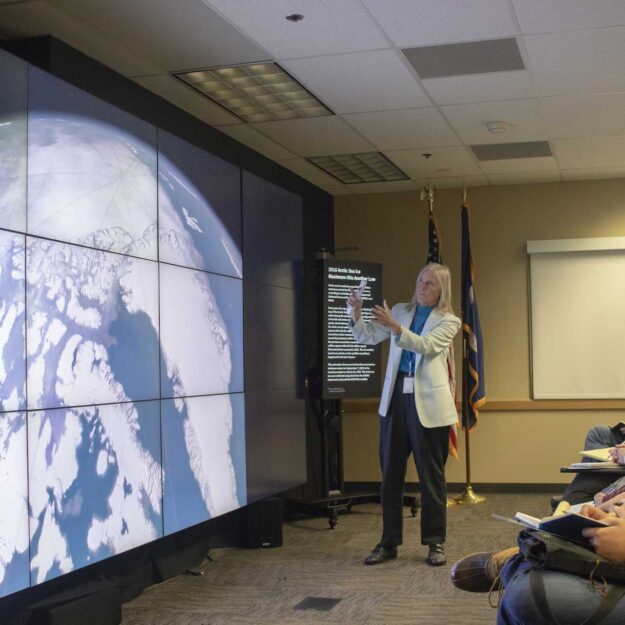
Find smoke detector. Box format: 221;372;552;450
485;121;510;134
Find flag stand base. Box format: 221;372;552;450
454;485;486;505
446;497;458;507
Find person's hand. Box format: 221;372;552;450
582;505;625;562
612;445;625;465
346;289;363;322
581;504;612;521
597;492;625;512
371;300;401;335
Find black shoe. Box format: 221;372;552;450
426;543;446;566
364;543;397;565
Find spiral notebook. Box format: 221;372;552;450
493;511;607;548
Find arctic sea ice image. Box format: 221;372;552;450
0;61;246;594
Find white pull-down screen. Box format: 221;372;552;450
528;237;625;399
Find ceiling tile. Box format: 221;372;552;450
423;71;535;106
281;49;431;114
487;171;562;185
344;108;459;150
52;0;268;72
562;167;625;181
512;0;625;34
363;0;517;47
525;29;625;96
0;0;158;76
277;157;343;190
441;98;546;144
553;137;625;169
385;147;482;178
216;124;296;160
477;156;558;174
252;116;374;156
424;175;488;189
204;0;389;58
323;185;352;196
541;93;625;139
133;74;242;126
333;180;419;195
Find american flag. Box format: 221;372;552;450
426;211;459;458
461;202;486;431
427;212;441;264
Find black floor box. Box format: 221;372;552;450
244;497;283;548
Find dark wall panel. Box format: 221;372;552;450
244;389;305;503
242;171;302;289
242;172;305;501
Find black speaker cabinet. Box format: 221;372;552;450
244;497;283;548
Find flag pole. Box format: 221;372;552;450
420;177;457;507
455;336;485;505
455;183;486;506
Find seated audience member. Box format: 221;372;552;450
559;423;625;506
497;502;625;625
452;498;625;624
451;423;625;624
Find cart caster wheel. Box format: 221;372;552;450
410;505;417;517
329;510;338;529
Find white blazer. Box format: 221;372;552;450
351;303;460;427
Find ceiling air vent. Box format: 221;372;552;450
470;141;553;161
403;38;524;79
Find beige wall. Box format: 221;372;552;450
334;179;625;485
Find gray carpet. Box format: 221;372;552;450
121;492;557;625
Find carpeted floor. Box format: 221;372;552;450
121;492;558;625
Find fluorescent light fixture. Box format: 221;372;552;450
173;62;332;122
309;153;409;184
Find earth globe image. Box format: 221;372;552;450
0;97;246;595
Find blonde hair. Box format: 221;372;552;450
411;263;454;314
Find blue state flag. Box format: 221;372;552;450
461;203;486;430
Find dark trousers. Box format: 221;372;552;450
379;373;450;547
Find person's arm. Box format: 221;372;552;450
394;315;461;355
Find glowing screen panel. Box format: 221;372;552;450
0;230;25;413
0;411;29;597
27;67;158;261
28;401;162;584
25;238;160;410
160;263;243;398
162;393;245;535
158;130;242;278
0;49;27;233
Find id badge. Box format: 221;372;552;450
402;376;414;393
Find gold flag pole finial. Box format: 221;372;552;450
420;153;436;215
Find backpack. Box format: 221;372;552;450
517;529;625;625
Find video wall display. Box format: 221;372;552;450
0;49;252;598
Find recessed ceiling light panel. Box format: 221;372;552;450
309;153;409;184
173;62;332;122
